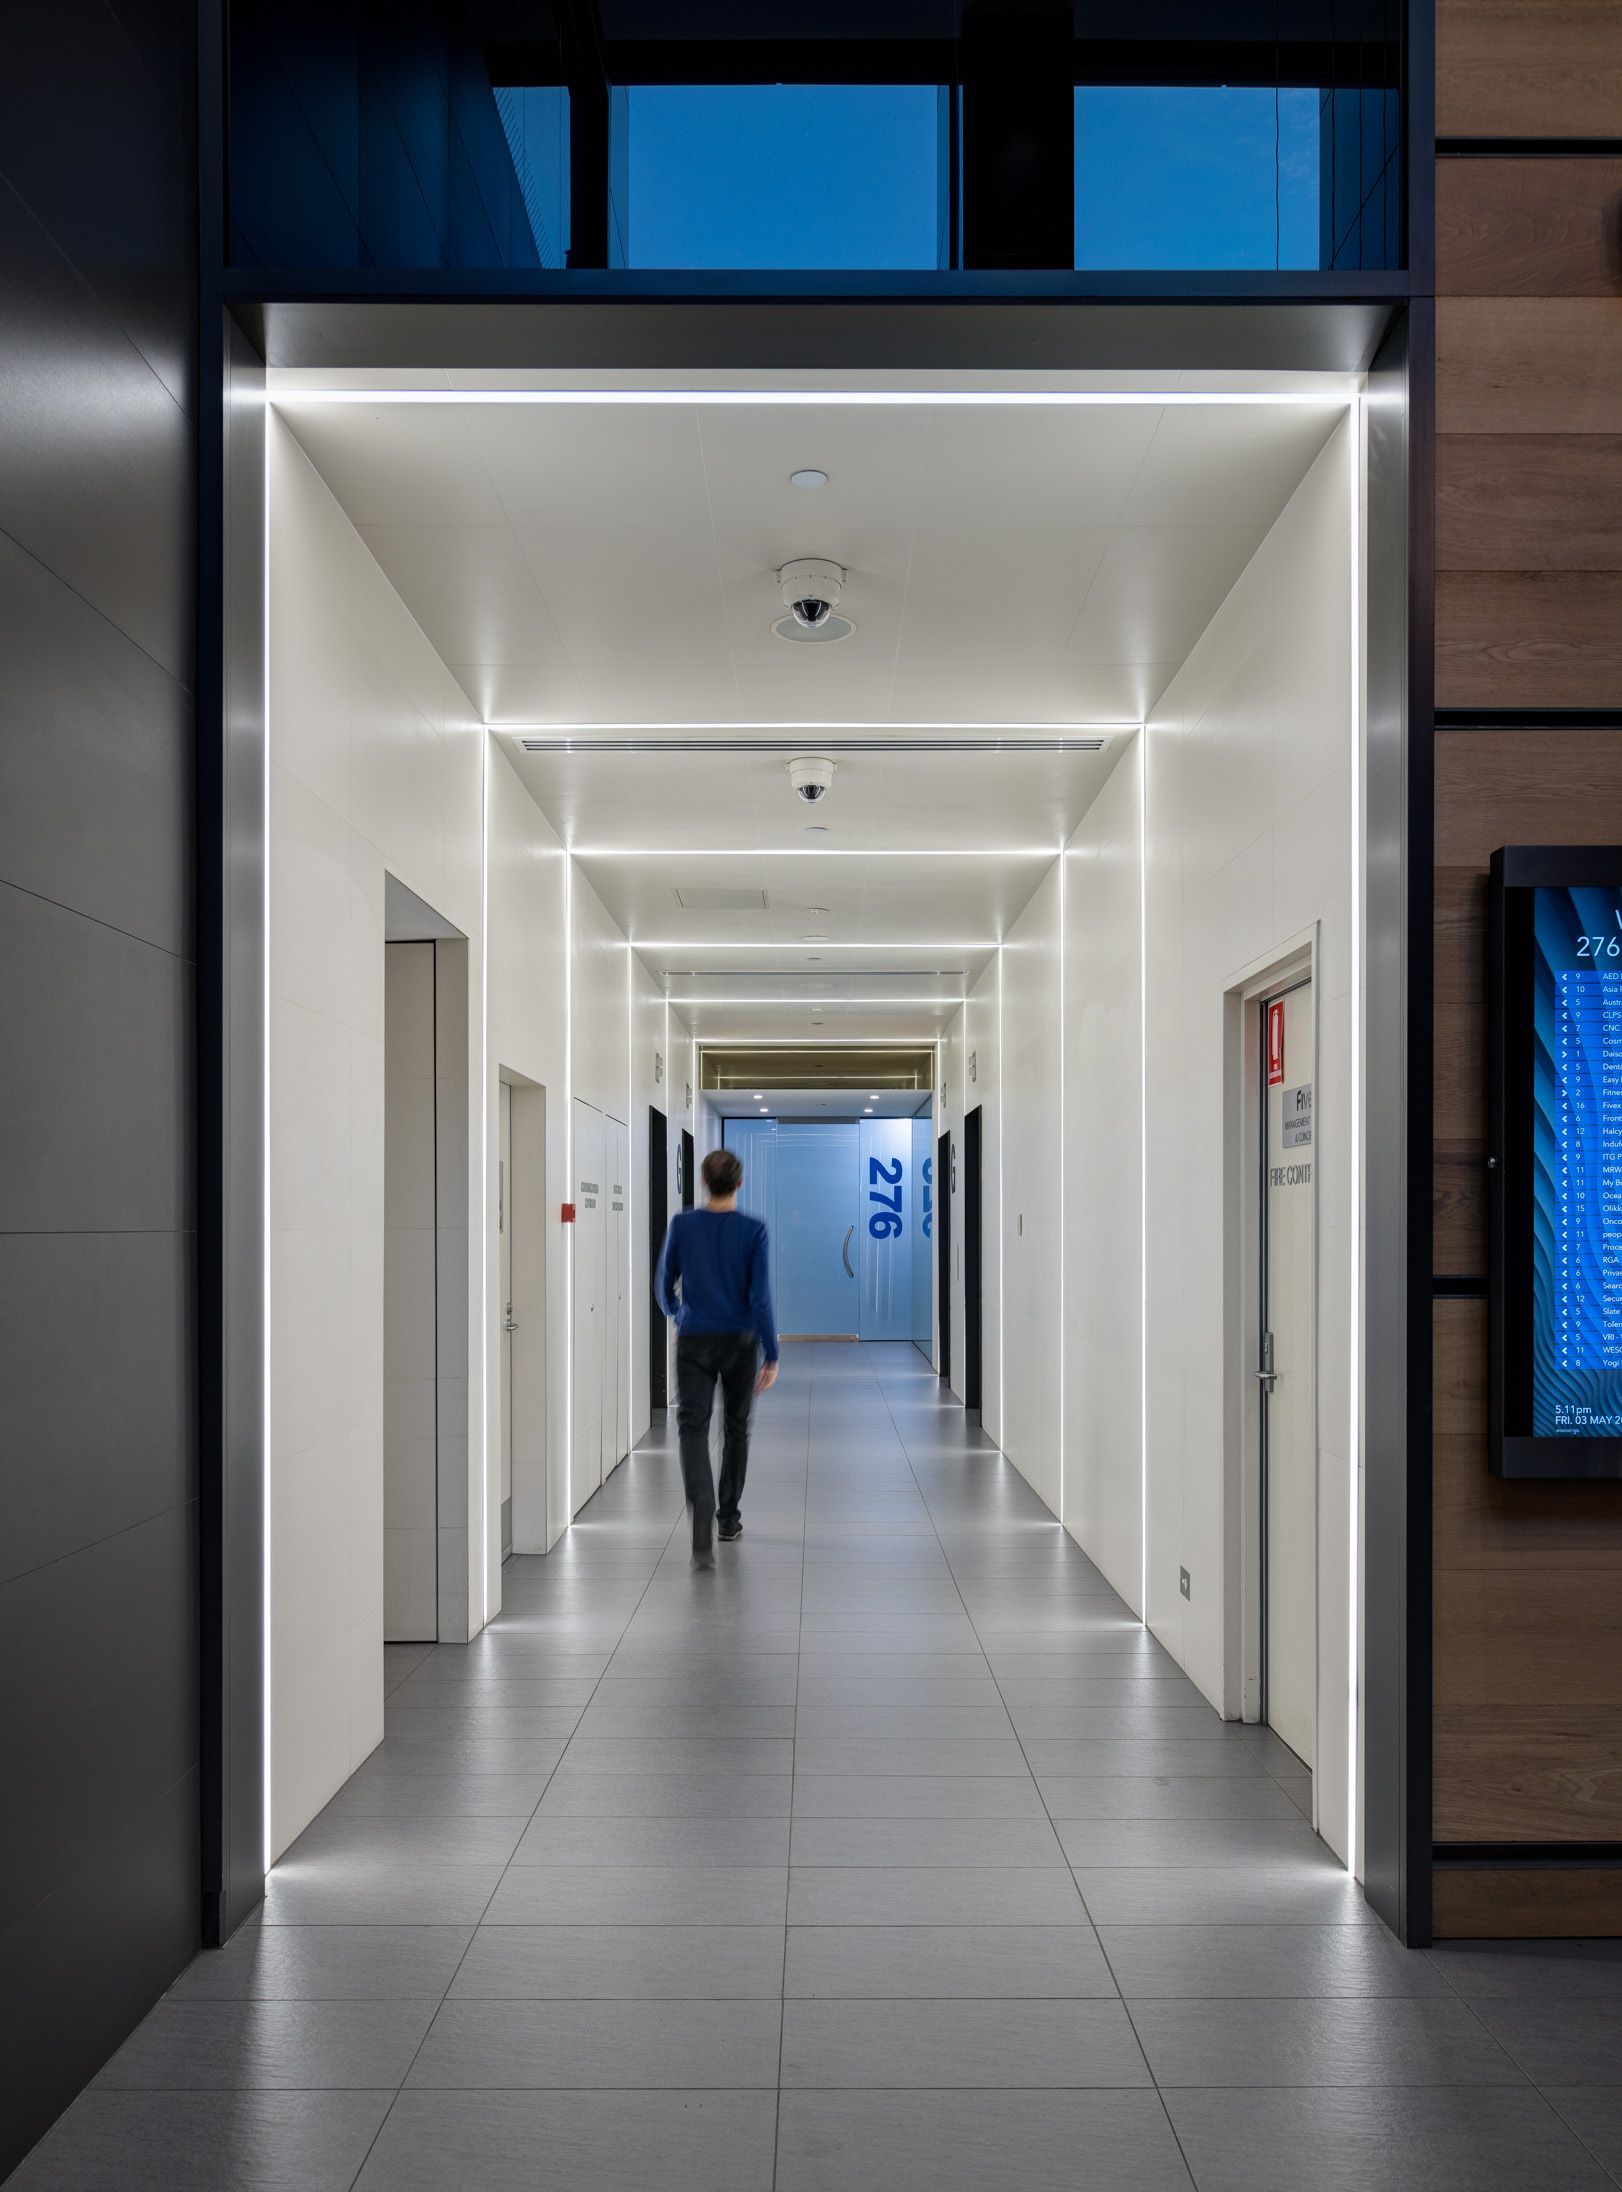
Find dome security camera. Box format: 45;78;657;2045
788;756;837;805
778;558;845;632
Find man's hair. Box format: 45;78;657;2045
702;1148;744;1198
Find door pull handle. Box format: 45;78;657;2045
841;1226;855;1277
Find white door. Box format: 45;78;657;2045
1261;979;1317;1771
606;1116;629;1478
499;1081;514;1561
572;1098;605;1513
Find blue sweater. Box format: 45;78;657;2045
655;1208;779;1362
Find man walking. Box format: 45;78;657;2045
655;1147;778;1569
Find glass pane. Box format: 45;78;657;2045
1075;86;1321;270
495;86;571;268
614;85;944;270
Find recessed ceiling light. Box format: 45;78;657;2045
802;932;830;941
864;1106;874;1113
804;906;829;916
753;1092;763;1100
804;824;829;835
790;468;828;489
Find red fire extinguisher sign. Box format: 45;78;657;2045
1267;999;1286;1087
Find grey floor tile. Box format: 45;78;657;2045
1162;2087;1613;2191
353;2088;778;2191
165;1926;475;2001
785;1924;1118;1999
1472;2000;1622;2085
385;1702;588;1739
1040;1776;1305;1820
319;1771;557;1818
792;1737;1030;1777
1102;1923;1451;1999
1131;1996;1524;2087
483;1866;788;1926
405;1997;781;2088
1025;1739;1270;1782
781;1998;1149;2088
789;1816;1065;1867
262;1858;507;1927
360;1736;571;1775
1073;1867;1372;1928
788;1867;1088;1926
572;1701;796;1738
559;1737;795;1774
284;1815;529;1866
1431;1941;1622;1999
775;2089;1194;2191
5;2090;395;2192
450;1924;785;1999
1546;2089;1622;2178
1053;1816;1330;1868
791;1775;1048;1819
537;1771;793;1817
95;2000;437;2089
510;1814;790;1868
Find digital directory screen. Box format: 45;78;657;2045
1493;853;1622;1476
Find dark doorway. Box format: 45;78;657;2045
648;1105;669;1408
681;1128;696;1210
964;1105;984;1417
937;1129;952;1386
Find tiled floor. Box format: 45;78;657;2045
13;1343;1622;2188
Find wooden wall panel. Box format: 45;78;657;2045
1437;572;1622;710
1437;437;1622;570
1434;1867;1622;1938
1437;0;1622;138
1438;300;1622;437
1433;731;1622;1275
1438;159;1622;297
1434;1303;1622;1847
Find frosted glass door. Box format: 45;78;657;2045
776;1123;860;1337
859;1118;913;1341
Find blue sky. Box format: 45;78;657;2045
502;81;1323;272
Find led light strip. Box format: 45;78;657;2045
509;726;1127;744
479;731;491;1627
573;847;1060;860
632;941;995;953
1139;730;1151;1628
665;995;966;1007
564;857;574;1528
261;405;274;1874
1346;399;1364;1875
276;388;1352;410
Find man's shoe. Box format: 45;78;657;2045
718;1521;743;1542
691;1542;717;1571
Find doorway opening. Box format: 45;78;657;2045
382;879;468;1644
1231;948;1319;1812
938;1129;953;1387
963;1104;984;1417
571;1099;630;1515
648;1105;669;1409
499;1070;547;1561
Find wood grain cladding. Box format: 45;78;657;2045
1438;300;1622;437
1434;1304;1622;1844
1437;0;1622;137
1438;159;1622;298
1434;1867;1622;1938
1433;731;1622;1272
1438;438;1622;570
1437;572;1622;710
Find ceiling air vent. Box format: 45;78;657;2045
672;887;770;912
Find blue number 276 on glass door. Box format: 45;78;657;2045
869;1156;904;1239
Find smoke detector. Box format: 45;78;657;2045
773;558;854;643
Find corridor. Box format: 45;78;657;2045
16;1346;1619;2192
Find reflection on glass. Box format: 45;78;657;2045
495;85;571;267
1075;86;1321;270
612;85;945;270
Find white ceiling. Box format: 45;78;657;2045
279;392;1342;730
275;383;1348;1046
712;1088;933;1122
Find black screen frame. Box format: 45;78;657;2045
1491;844;1622;1479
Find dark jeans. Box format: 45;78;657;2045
675;1331;758;1547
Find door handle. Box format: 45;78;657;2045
841;1225;854;1277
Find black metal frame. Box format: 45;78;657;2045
194;0;1437;1952
648;1106;669;1409
963;1105;983;1417
937;1130;952;1387
1490;846;1622;1481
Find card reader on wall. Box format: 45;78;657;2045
561;1202;576;1224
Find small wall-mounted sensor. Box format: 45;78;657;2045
1179;1567;1191;1601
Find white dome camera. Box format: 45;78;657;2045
788;755;837;805
778;558;845;632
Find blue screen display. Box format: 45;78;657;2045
1532;884;1622;1435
